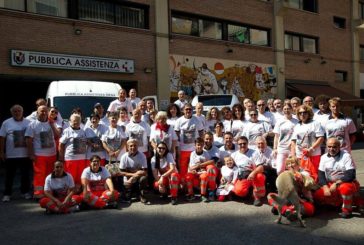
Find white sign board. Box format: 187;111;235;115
11;50;134;73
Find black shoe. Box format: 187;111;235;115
253;199;263;207
339;212;352;219
271;207;279;215
171;197;178;205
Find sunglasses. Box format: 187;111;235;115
250;113;258;116
158;147;166;150
257;104;265;106
238;142;247;146
298;111;308;115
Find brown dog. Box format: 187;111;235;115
270;157;306;228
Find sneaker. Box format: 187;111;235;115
271;207;279;215
339;212;352;219
171;197;178;205
2;195;10;202
253;199;263;207
186;195;195;202
208;191;215;202
22;193;33;200
201;195;210;203
285;210;298;222
69;205;80;213
140;195;151;205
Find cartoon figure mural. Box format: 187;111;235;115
169;54;277;101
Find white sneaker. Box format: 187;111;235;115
22;193;33;200
2;195;10;202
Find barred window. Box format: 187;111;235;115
27;0;67;17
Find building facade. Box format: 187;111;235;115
0;0;363;123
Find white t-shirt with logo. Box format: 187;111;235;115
25;120;56;156
0;117;30;158
101;125;127;161
151;153;176;173
126;120;151;153
273;117;298;154
44;172;74;198
319;151;355;182
150;123;177;151
60;127;87;160
81;166;111;192
84;124;108;159
174;116;204;151
323;116;356;153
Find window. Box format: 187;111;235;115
172;15;221;40
333;16;346;29
285;33;318;54
0;0;24;10
360;46;364;60
228;24;249;44
199;19;222;39
77;0;148;28
286;0;317;13
335;71;347;82
78;0;113;24
227;24;269;46
171;16;198;36
115;5;146;29
27;0;67;17
0;0;148;29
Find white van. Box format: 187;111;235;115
191;94;240;114
46;80;121;120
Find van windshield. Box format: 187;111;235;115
53;96;116;120
197;95;232;106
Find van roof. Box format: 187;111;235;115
47;80;121;97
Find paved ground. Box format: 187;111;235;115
1;143;364;245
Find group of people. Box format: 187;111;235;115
0;88;363;220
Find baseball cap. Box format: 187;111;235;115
94;103;102;108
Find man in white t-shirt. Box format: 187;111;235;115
119;139;149;204
25;105;58;199
107;88;133;115
128;88;141;110
0;105;32;202
174;90;188;110
314;137;364;218
174;104;204;182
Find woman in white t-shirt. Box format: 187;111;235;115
39;161;82;214
272;104;298;174
81;155;119;209
151;142;180;205
291;105;324;176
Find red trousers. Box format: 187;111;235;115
33;155;57;199
39;195;82;214
185;165;217;196
234;173;266;200
153;173;180;197
179;151;192;183
267;192;315;217
314;181;364;214
82;190;120;208
64;159;88;187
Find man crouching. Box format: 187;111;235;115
119;139;149;204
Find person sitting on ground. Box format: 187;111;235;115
40;161;82;214
81;155;119;209
216;156;238;202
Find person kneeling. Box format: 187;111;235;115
152;142;180;205
40;161;82;214
119;139;149;204
185;137;217;202
81;155;120;209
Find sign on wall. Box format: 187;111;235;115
11;50;134;73
169;54;277;101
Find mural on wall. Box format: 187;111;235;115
169;54;277;101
